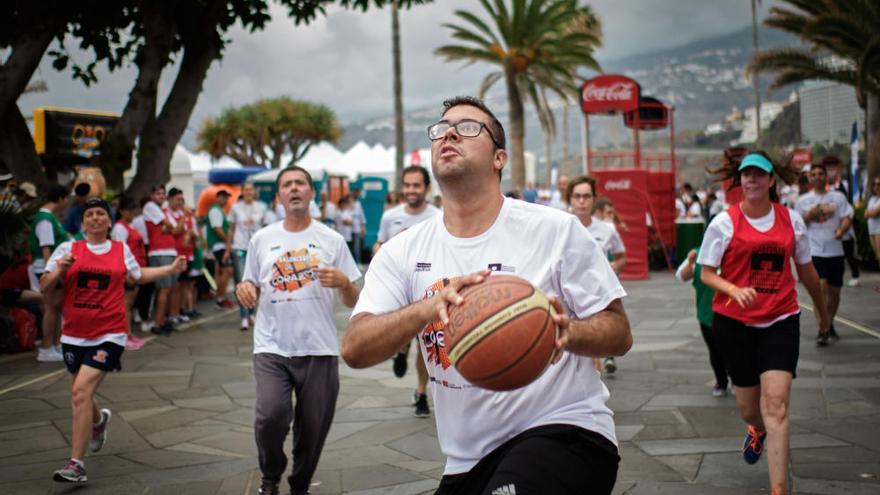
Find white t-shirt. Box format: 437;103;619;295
131;215;149;245
228;200;268;251
697;205;811;327
46;240;141;348
548;190;568;210
353;197;626;475
32;208;56;273
243;220;361;357
585;218;625;256
208;207;228;252
675;198;687;218
352;201;366;235
795;190;852;257
868;196;880;235
335;207;354;242
143;201;177;256
687;201;703;218
376;203;440;244
110;222;129;243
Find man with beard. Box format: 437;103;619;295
343;97;630;495
372;165;440;417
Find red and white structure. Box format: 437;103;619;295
580;74;677;280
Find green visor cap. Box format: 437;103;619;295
738;154;773;173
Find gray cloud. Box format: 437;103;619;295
18;0;778;143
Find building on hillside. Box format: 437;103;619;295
799;81;865;145
736;101;786;144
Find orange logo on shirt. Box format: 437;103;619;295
420;277;458;370
94;350;108;363
270;248;320;292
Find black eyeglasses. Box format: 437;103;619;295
427;119;503;149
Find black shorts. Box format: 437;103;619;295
177;261;195;281
213;249;233;267
812;256;845;287
61;341;124;374
435;425;619;495
713;312;800;387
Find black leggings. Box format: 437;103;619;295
842;238;859;279
700;323;728;388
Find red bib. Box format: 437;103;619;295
712;203;800;324
146;205;177;254
118;220;146;266
62;240;128;339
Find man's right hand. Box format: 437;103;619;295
686;249;697;265
235;280;259;309
423;269;491;326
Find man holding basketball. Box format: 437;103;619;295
343;97;632;495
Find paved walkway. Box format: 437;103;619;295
0;272;878;494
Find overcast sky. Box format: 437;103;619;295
18;0;777;141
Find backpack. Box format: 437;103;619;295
8;307;37;352
0;315;19;354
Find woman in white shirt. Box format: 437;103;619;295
866;177;880;267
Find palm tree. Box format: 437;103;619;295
748;0;880;189
436;0;602;189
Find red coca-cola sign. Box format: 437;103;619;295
581;75;641;114
791;148;812;167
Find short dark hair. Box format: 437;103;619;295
594;196;614;214
151;184;165;193
168;187;183;198
47;185;69;202
81;197;111;220
215;189;230;198
275;165;314;191
74;182;91;197
810;164;827;175
402;165;430;187
566;175;597;205
441;96;506;150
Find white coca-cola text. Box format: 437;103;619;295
604;179;631;191
582;82;636;102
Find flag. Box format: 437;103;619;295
850;121;860;201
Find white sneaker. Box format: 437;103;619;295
141;321;155;333
176;314;190;323
847;278;860;287
37;346;64;362
133;313;143;324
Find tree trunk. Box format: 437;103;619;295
391;0;405;188
867;93;880;194
0;105;49;190
0;24;62;191
126;0;225;200
505;67;525;190
94;0;175;192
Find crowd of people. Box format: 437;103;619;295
2;95;880;495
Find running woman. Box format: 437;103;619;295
697;151;830;495
42;198;185;484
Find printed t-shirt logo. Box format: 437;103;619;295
93;350;108;363
270;248;320;292
420;278;455;370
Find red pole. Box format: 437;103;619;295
634;111;641;169
585;115;592;174
669;105;677;176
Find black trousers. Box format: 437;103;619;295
700;323;728;388
842;238;860;279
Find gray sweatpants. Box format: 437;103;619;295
254;353;339;493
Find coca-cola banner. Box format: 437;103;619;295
593;169;649;280
581;75;641;114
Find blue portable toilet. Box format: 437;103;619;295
352;175;388;255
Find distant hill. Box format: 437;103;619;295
338;25;804;160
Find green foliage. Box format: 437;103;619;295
197;97;342;168
435;0;602;187
0;196;36;273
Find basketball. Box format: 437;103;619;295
445;274;557;391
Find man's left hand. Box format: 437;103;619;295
548;297;571;364
315;267;350;289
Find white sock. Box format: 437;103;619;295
70;458;84;467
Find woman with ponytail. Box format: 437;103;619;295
697;150;830;495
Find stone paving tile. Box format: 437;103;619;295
121;448;237;469
130;458;255;486
341;465;427;492
325;418;432;451
345;479;439;495
145;423;237;449
0;424;67;458
318;445;415;470
636;432;849;456
387;432;445;462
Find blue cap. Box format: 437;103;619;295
738;154;773;173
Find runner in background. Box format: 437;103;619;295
208;190;235;309
110;196;147;350
44;198;185;484
227;183;267;331
699;151;829;495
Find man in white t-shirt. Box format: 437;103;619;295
795;164;852;341
548;175;570;210
227;183;268;330
342;97;631;494
373;165;441;417
235;165;360;495
349;188;366;264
